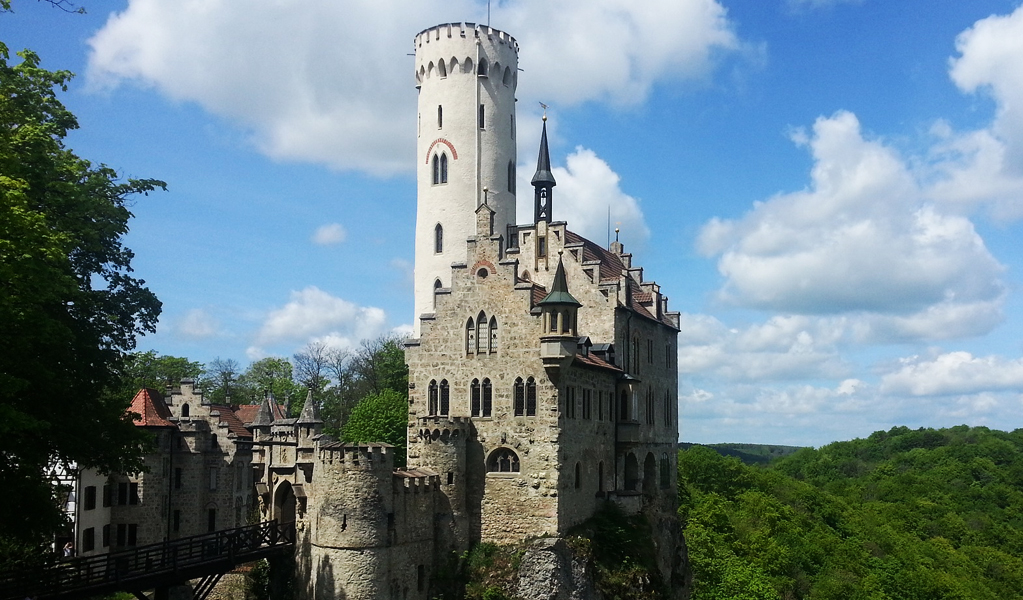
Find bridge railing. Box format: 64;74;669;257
0;520;294;600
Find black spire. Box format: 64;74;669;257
532;115;556;223
538;255;581;307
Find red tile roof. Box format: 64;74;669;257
235;403;288;425
128;388;176;428
565;230;624;282
210;405;253;439
574;351;623;373
530;284;548;308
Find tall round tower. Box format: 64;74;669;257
413;23;519;333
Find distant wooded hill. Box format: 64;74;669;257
678;442;804;464
678;425;1023;600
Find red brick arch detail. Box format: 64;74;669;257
425;138;459;163
471;260;497;275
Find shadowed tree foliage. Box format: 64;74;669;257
116;351;204;399
0;38;164;555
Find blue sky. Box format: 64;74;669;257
6;0;1023;446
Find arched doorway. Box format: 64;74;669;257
273;480;296;525
643;453;657;495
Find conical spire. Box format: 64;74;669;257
296;390;322;424
531;117;556;186
538;255;581;307
250;394;275;427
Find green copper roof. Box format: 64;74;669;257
538;256;581;307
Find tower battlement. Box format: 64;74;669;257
414;23;518;51
317;442;394;471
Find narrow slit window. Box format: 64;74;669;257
514;378;524;416
440;153;448;183
437;104;443;128
479;104;485;129
440;379;450;416
435;224;443;253
482;378;492;417
471;379;481;417
526;377;537;416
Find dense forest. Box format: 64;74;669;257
678;425;1023;600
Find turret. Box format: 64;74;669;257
413;23;519;333
538;254;582;370
532;114;556;224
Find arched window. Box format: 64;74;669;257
489;317;498;353
433;279;442;309
437;104;443;128
471;379;481;417
513;378;524;416
428;380;438;415
503;66;512;86
482;378;492;417
507;161;515;194
624;453;639;491
463;57;473;73
466;318;475;355
487;448;519;472
574;462;581;489
434;224;443;253
440;153;448;183
478;58;488;76
476;311;488;354
660;453;670;489
526;377;537;416
438;58;447;78
432;154;439;185
449;56;460;74
440;380;450;416
181;404;189;417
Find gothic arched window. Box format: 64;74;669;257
487;448;519;472
432;154;440;185
433;279;442;309
428;380;438;416
435;223;443;253
526;377;537;416
489;316;498;353
440;153;448;183
440;379;450;416
482;378;492;417
513;378;524;416
466;318;475;355
476;311;488;354
471;379;481;417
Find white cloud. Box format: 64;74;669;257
312;223;347;246
677;313;850;382
697;111;1006;341
521;146;649;246
177;308;219;339
254;286;388;347
881;351;1023;397
923;6;1023;220
86;0;740;174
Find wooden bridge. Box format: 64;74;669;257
0;520;294;600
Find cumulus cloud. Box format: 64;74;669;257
312;223;347;246
522;146;649;245
881;351;1023;397
177;308;220;339
923;6;1023;220
86;0;739;174
254;286;388;347
678;313;849;382
697;111;1006;341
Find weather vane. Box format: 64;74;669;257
539;102;548;121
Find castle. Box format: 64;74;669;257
249;22;683;599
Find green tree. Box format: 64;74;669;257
117;350;204;398
236;356;301;405
199;357;240;404
0;41;164;552
340;389;407;467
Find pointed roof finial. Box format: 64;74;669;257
297;390;322;425
615;227;620;242
532;114;556;186
540;101;548;122
538;255;582;307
